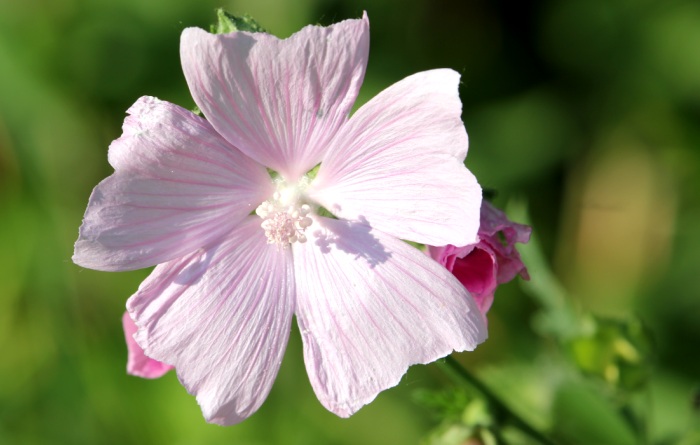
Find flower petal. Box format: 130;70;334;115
310;69;481;247
479;201;531;282
180;13;370;180
127;217;295;425
122;311;173;379
428;201;531;318
293;217;487;417
450;248;498;315
73;96;272;271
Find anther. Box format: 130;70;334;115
255;180;314;247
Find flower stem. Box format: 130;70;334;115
437;355;559;445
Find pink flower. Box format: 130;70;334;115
122;311;173;378
74;13;486;425
428;201;531;318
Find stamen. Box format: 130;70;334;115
256;178;314;247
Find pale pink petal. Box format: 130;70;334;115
310;69;481;247
180;14;370;180
122;311;173;378
73;96;272;271
293;217;487;417
127;217;295;425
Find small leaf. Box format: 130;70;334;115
210;9;266;34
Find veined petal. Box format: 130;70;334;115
127;217;295;425
310;69;481;246
122;311;173;379
73;96;272;271
180;13;370;180
293;217;487;417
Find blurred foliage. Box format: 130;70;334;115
1;0;699;444
566;316;653;392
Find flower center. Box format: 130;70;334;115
256;178;313;246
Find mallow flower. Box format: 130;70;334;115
428;201;531;318
74;13;487;425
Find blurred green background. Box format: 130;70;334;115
1;0;699;443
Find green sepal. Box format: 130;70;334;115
266;167;279;180
306;163;321;180
210;9;266;34
316;206;337;220
404;240;425;251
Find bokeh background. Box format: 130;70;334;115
1;0;698;443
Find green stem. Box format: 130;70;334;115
437;356;559;445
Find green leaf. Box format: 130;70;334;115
210;9;266;35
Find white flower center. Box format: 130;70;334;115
256;178;313;246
